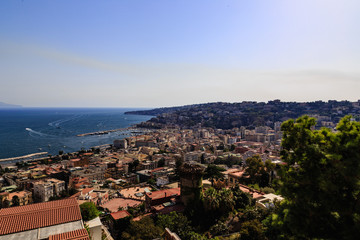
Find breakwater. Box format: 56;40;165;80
0;152;48;163
76;127;130;137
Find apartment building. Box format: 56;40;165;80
33;178;65;202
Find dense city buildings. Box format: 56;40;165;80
1;101;360;239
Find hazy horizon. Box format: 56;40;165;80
2;98;360;110
1;1;359;108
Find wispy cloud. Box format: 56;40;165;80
1;41;359;107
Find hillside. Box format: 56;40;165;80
0;102;22;108
125;100;360;129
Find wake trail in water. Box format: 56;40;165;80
25;128;53;137
48;114;84;128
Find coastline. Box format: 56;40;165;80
0;108;154;161
0;152;49;162
0;126;153;166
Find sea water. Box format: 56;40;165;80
0;108;152;159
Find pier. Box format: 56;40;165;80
0;152;49;162
76;127;131;137
76;127;152;137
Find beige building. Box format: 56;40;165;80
0;190;33;207
33;178;65;202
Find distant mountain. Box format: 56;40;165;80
0;102;22;108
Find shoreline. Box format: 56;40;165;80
76;126;133;137
0;127;153;166
0;152;49;162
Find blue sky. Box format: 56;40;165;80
1;0;359;107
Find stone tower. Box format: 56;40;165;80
178;162;205;206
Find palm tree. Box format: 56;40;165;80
203;188;220;211
218;188;235;215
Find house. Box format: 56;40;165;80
145;188;181;211
0;198;89;240
227;169;247;185
70;176;92;190
78;188;109;206
110;210;131;221
256;193;284;209
0;190;33;207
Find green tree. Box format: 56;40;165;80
200;154;206;164
80;202;99;221
147;178;156;185
157;158;165;167
264;159;275;185
209;145;215;153
209;220;230;237
204;164;225;183
245;155;264;183
270;115;360;239
239;220;266;240
156;212;193;239
231;184;255;210
203;188;221;212
2;199;10;208
203;187;235;225
11;195;20;206
122;217;162;240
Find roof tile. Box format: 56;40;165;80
0;198;82;235
49;228;90;240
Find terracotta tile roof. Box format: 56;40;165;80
111;210;131;220
238;184;265;199
81;188;94;195
146;188;180;201
0;198;82;235
150;167;164;173
8;191;29;199
82;153;93;156
132;213;152;221
152;203;185;214
49;228;89;240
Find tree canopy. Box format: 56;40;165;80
245;155;275;187
121;216;162;240
80;202;99;221
204;164;225;181
269;115;360;239
156;212;193;240
11;196;20;206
